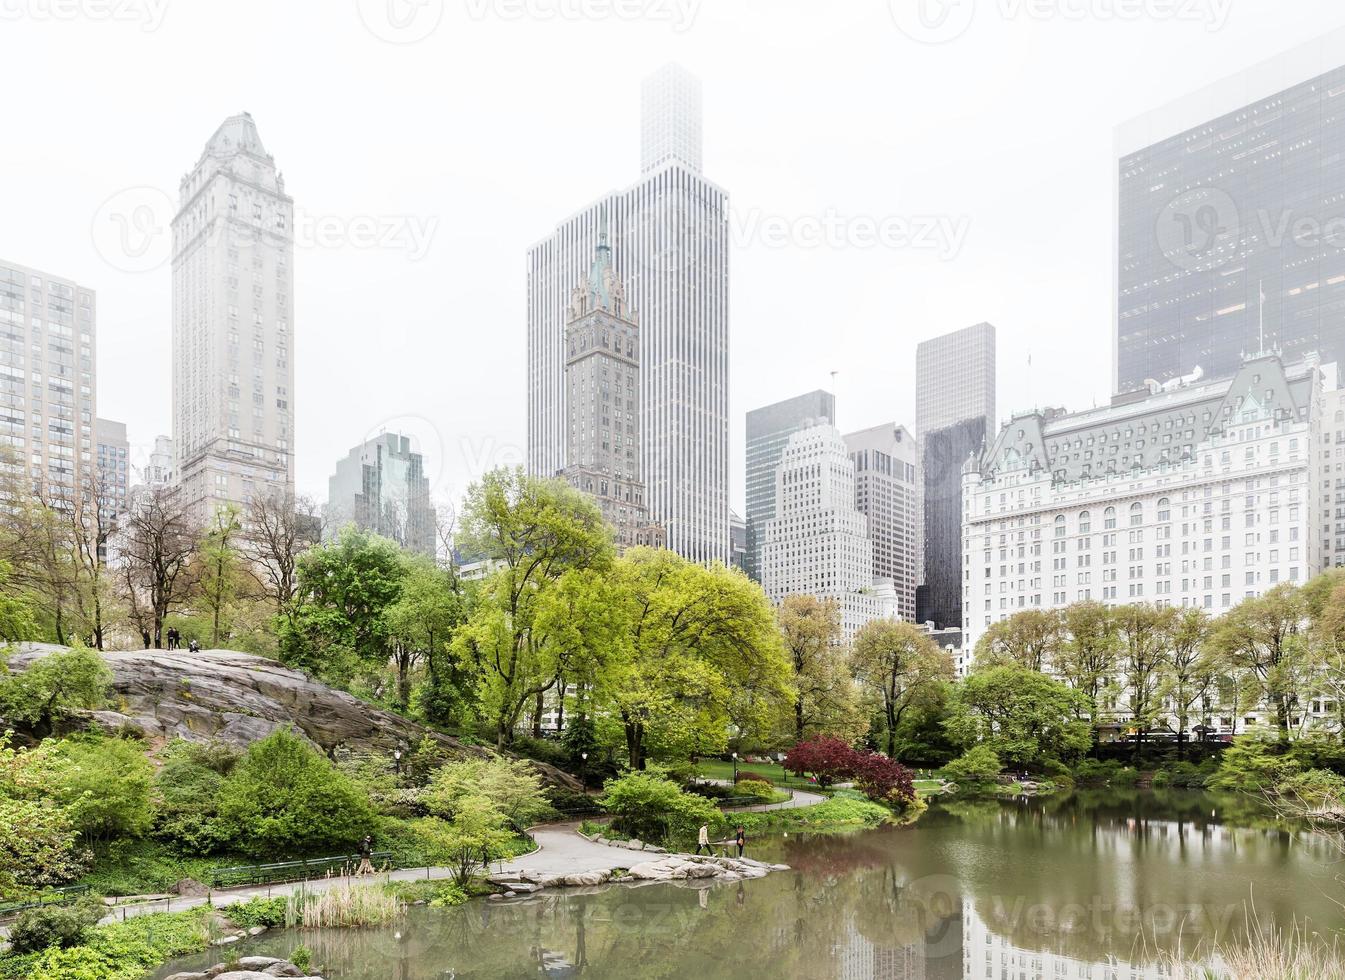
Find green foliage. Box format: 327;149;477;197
223;896;288;928
410;801;515;886
75;839;232;897
728;793;890;835
1208;734;1302;795
6;907;214;980
852;618;953;757
6;898;104;954
215;727;377;857
386;557;466;715
290;945;312;973
0;646;109;738
424;755;553;827
1276;769;1345;810
50;736;154;843
153;739;239;853
734;776;777;802
600;769;719;843
942;746;1002;783
945;665;1092;769
0;738;87;896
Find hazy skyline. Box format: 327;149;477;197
2;0;1341;513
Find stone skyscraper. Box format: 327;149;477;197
527;64;729;562
559;227;662;551
844;423;922;622
172;112;294;521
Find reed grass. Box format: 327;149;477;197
285;882;404;929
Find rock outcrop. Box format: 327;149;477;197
7;644;581;790
163;954;318;978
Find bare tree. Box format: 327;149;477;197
119;484;199;648
63;466;120;650
244;491;321;619
434;497;457;571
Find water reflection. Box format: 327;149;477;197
152;790;1342;979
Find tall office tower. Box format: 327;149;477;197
728;509;747;571
844;423;922;621
759;423;896;642
527;64;730;563
744;390;836;581
173;112;295;523
915;322;995;439
1115;31;1345;393
326;432;435;556
0;261;96;499
640;63;702;173
915;323;996;631
558;230;663;551
94;418;130;520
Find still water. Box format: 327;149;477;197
155;789;1342;979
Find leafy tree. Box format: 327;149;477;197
280;526;408;678
194;505;246;647
216;727;377;857
600;769;719;843
777;595;862;740
942;745;1002;783
945;664;1091;770
1113;604;1173;760
0;645;110;740
424;756;552;828
1207;733;1301;794
453;469;613;748
0;738;87;896
1205;583;1309;741
784;735;859;788
973;609;1062;672
1304;571;1345;736
851;619;953;757
1160;607;1213;755
51;736;154;842
386;557;464;713
1054;601;1118;734
153;739;239;853
851;752;917;808
412;798;514;886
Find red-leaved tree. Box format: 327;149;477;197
784;736;859;787
852;752;916;807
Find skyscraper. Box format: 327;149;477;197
527;64;730;563
1115;30;1345;393
744;390;836;582
0;261;96;498
326;432;435;556
172;112;295;522
915;323;996;631
844;423;922;621
759;423;896;642
559;227;663;551
94;417;129;521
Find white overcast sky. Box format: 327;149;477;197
2;0;1342;512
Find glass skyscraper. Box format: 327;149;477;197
1116;31;1345;393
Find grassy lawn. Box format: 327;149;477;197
693;759;823;791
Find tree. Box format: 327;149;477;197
784;735;859;788
851;752;917;809
118;485;199;648
851;619;953;758
945;664;1091;770
385;557;465;713
777;595;862;740
153;739;239;854
942;745;1002;783
1054;601;1118;735
424;756;551;828
600;769;719;843
216;727;377;857
245;491;322;619
50;736;154;843
1161;607;1213;755
195;505;246;647
452;469;613;749
973;609;1063;673
63;467;120;650
0;645;109;740
1304;571;1345;736
1113;604;1173;761
1205;584;1309;742
412;797;514;886
0;738;88;896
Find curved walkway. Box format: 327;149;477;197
705;779;827;811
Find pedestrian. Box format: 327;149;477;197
356;835;375;876
695;823;712;855
734;825;746;858
165;627;177;650
140;628;151;649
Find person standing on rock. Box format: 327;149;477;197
695;824;712;855
140;627;151;649
734;825;746;858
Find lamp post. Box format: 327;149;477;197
393;748;402;779
731;751;738;784
580;751;589;793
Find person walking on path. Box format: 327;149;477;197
695;824;712;855
734;825;746;858
356;835;375;876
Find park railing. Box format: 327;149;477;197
0;884;91;919
206;852;393;889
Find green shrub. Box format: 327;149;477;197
76;839;232;897
1209;735;1300;795
223;896;287;928
215;727;377;858
290;945;312;973
15;907;213;980
1277;769;1345;810
1112;766;1141;787
735;777;776;802
942;746;1002;783
601;769;719;844
51;737;154;842
6;898;104;954
153;740;239;853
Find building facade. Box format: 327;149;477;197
0;261;96;498
527;64;730;563
744;390;836;581
172;112;295;523
94;418;129;521
844;423;921;621
759;423;896;642
558;230;663;551
142;434;175;487
962;353;1323;659
1115;31;1345;394
326;432;435;556
1322;385;1345;568
729;509;747;571
915;322;995;439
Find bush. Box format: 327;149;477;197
424;756;553;828
784;736;858;788
7;898;104;954
733;770;772;786
215;727;377;858
1209;734;1301;795
153;740;239;853
734;777;776;803
5;907;213;980
51;737;154;842
852;753;916;808
1277;769;1345;810
222;897;287;928
601;770;719;844
942;746;1002;783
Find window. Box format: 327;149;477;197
1104;506;1117;529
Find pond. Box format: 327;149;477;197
154;789;1343;978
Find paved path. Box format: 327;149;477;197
705;780;827;811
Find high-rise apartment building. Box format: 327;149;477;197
844;423;922;621
916;323;996;631
94;418;129;521
1320;385;1345;568
527;64;729;563
760;423;897;642
915;322;995;440
326;432;435;557
1115;31;1345;393
0;261;96;498
559;230;663;551
172;112;295;522
744;390;836;582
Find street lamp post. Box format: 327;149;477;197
580;751;589;793
731;751;738;785
393;748;402;780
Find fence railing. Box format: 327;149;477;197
0;884;91;919
207;852;393;889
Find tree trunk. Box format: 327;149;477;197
794;697;805;741
532;690;544;738
885;698;897;757
554;679;567;734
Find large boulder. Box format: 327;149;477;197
6;644;581;790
